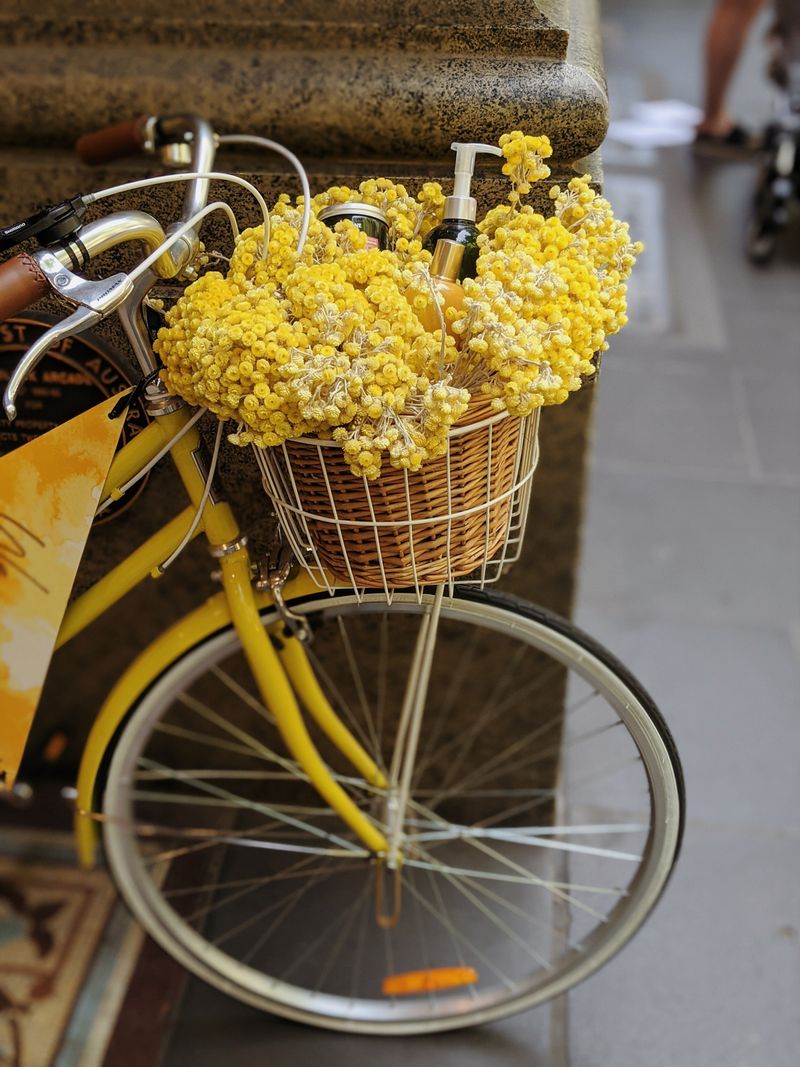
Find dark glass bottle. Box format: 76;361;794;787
423;220;480;280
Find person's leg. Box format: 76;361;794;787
698;0;766;136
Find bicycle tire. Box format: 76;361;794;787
101;587;684;1034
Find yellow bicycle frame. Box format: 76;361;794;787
57;406;389;867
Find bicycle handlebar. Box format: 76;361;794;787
0;253;50;319
1;113;221;415
75;116;151;166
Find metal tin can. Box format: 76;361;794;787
318;201;390;251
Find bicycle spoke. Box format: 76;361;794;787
463;836;608;923
429;720;620;809
468;761;648;832
407;864;436;1007
185;852;319;926
313;879;373;992
434;684;607;804
282;873;370;982
176;693;307;780
137;757;364;854
416;656;563;791
304;639;378;770
402;875;516;990
406;797;609;921
420;830;640;862
416;822;648;838
132;790;342;821
210;664;276;725
350;866;374;999
163;864;352;901
130;790;328;820
383;922;397;1008
335;616;386;774
424;867;477;999
153;722;269;761
218;839;366;857
413;625;483;783
472;792;564;829
444;864;584;953
102;592;681;1029
423;709;567;809
136;768;306;782
423;641;534;795
142;818;285;867
404;856;623;896
222;858;338;954
407;823;645;862
422;852;552;970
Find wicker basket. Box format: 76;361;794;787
257;394;539;592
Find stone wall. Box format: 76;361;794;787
0;0;607;764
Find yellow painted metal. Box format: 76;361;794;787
74;589;235;867
219;550;389;856
62;409;241;650
161;416;389;819
74;406;246;865
75;564;389;866
72;404;388;864
99;407;240;552
100;419;169;508
55;507;200;650
158;409;241;548
277;636;387;790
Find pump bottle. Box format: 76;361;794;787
424;142;503;280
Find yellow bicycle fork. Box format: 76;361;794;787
59;407;390;866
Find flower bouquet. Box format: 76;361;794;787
155;132;640;588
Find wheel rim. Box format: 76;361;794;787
103;592;682;1033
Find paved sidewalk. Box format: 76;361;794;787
570;2;800;1063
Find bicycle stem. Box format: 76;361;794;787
115;115;216;376
157;114;216;231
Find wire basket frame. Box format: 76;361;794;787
255;395;540;603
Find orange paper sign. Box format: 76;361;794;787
0;392;129;787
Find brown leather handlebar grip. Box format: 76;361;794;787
75;116;149;165
0;254;50;321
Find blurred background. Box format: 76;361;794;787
572;1;800;1064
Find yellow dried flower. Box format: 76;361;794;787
155;135;639;477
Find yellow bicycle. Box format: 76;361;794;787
0;114;684;1034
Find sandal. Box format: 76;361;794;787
694;124;762;157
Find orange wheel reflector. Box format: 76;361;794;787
382;966;478;996
42;731;69;763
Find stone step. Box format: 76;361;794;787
0;147;601;233
1;0;568;32
0;9;568;56
0;44;606;161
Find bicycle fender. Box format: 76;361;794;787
73;591;237;867
73;567;324;867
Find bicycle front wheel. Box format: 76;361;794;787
102;588;684;1034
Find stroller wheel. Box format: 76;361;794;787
745;218;778;265
745;170;782;265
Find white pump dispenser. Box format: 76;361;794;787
445;141;503;221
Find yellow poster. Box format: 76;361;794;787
0;392;129;787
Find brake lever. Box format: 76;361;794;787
4;307;101;421
3;250;134;422
34;250;133;314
